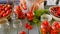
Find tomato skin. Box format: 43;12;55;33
27;11;34;21
7;5;12;9
15;6;26;19
6;10;11;15
41;20;52;34
25;23;29;28
0;4;12;18
16;6;21;10
18;14;25;19
50;30;54;34
27;25;33;30
41;28;47;34
3;13;7;17
28;17;33;21
51;22;60;34
0;11;5;16
53;22;60;29
42;20;49;26
25;23;33;30
20;31;26;34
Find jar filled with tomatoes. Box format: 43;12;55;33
40;20;52;34
51;22;60;34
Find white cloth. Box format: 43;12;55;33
46;0;56;5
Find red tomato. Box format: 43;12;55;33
20;31;26;34
7;5;11;9
25;23;29;28
15;6;26;19
27;11;34;21
25;23;33;30
27;25;33;30
42;20;49;26
0;11;5;15
5;7;8;11
53;29;59;34
16;6;21;10
3;13;7;17
53;22;60;29
6;10;11;15
2;6;6;10
19;15;25;19
50;30;54;34
47;26;52;32
15;11;20;15
41;28;47;32
42;32;46;34
27;17;33;21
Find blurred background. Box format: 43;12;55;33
0;0;59;5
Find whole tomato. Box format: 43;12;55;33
15;6;25;19
53;22;60;29
7;4;12;9
50;30;54;34
25;23;33;30
6;10;11;15
3;13;7;17
52;22;60;34
0;4;12;18
27;25;33;30
27;11;34;21
25;23;29;28
42;20;49;26
20;31;26;34
41;28;47;34
41;20;51;34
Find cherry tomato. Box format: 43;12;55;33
25;23;29;28
25;23;33;30
20;31;26;34
6;10;11;15
53;22;60;29
0;11;5;15
2;6;6;10
42;20;49;26
5;7;8;11
27;17;33;21
27;25;33;30
7;5;11;9
41;28;47;34
50;30;54;34
3;13;7;17
27;11;34;21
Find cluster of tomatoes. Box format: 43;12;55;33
0;4;12;18
51;6;60;18
26;11;34;21
15;5;34;21
25;23;33;30
15;6;26;19
41;20;60;34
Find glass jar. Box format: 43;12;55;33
0;18;10;34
